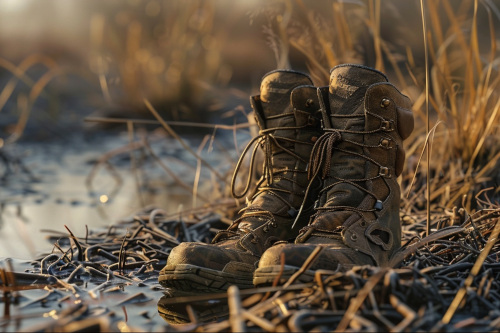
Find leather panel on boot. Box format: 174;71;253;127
256;64;414;283
161;70;323;292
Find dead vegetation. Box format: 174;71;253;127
1;0;500;331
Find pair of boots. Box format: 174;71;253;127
159;64;414;293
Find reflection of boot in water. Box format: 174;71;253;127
157;294;229;324
158;70;323;293
254;64;414;285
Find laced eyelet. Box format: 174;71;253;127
250;237;258;244
380;120;394;131
271;222;278;228
263;226;269;233
379;167;391;178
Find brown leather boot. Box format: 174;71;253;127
159;70;323;293
254;64;414;285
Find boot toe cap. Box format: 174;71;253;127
163;242;230;272
258;243;318;269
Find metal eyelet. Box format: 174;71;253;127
380;98;391;108
271;222;278;228
306;98;314;107
263;226;269;233
379;167;391;177
250;237;258;244
360;221;367;227
380;120;394;131
350;233;358;241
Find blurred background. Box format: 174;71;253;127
1;0;499;258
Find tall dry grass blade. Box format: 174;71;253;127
467;98;500;175
192;135;210;209
99;73;112;105
420;0;431;236
296;0;337;67
405;124;442;210
471;0;482;76
484;2;498;63
368;0;383;71
276;0;293;69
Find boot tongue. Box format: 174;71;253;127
329;65;387;116
260;70;313;118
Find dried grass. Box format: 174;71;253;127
1;0;500;331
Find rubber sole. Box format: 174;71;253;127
159;264;254;293
252;265;315;287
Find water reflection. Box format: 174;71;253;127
0;136;196;260
157;292;229;325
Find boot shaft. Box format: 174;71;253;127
251;70;322;166
307;64;414;265
315;65;413;207
243;70;323;211
228;70;323;233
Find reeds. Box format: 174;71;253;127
88;1;238;123
406;0;500;211
1;0;500;331
262;0;500;211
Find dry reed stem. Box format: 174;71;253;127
145;99;225;182
419;0;432;236
84;116;255;130
193;135;210;209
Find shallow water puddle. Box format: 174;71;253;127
0;134;197;260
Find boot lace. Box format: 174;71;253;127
218;113;315;242
292;124;389;230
